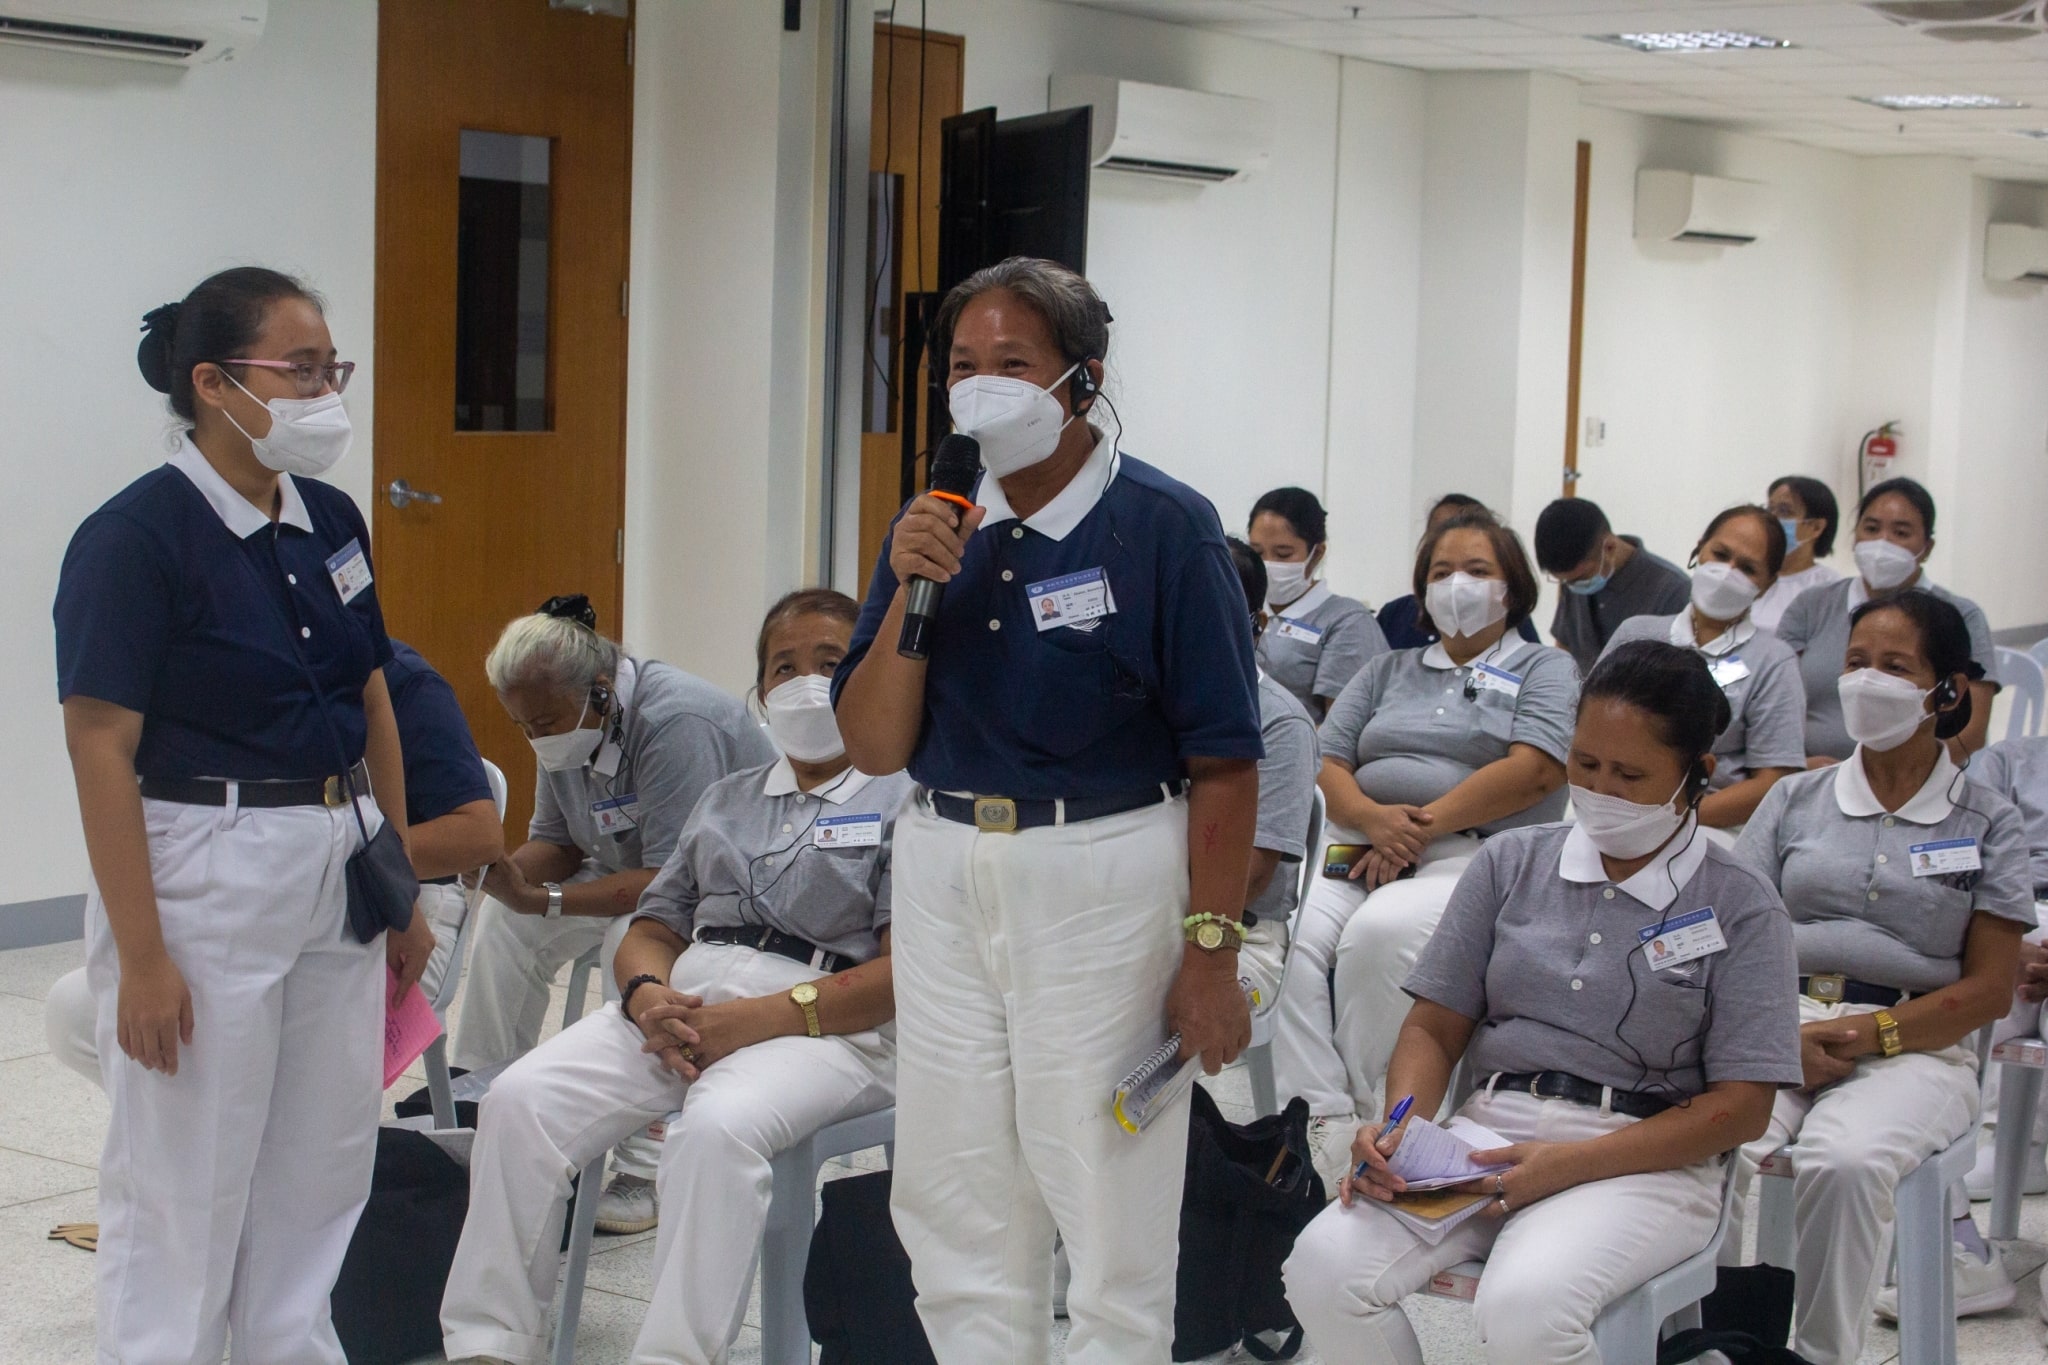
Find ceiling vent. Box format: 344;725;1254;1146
0;0;265;64
1864;0;2047;43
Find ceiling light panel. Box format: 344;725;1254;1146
1855;92;2028;107
1595;31;1795;52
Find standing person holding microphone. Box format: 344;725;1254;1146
833;257;1265;1365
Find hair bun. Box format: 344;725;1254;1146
136;301;182;394
536;593;598;630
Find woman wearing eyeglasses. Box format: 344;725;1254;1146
54;268;431;1364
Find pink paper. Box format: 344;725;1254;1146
383;968;444;1090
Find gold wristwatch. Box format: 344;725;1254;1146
1183;913;1246;952
790;982;822;1038
1872;1009;1903;1058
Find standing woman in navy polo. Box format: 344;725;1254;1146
54;268;429;1365
835;257;1266;1365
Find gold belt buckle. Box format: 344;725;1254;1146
323;775;349;808
1805;972;1846;1003
973;797;1018;834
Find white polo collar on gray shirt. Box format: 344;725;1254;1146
1833;745;1959;824
1420;633;1528;673
1667;610;1755;659
170;435;313;536
974;428;1119;544
1845;571;1942;614
1274;580;1333;620
762;757;879;805
1558;817;1711;913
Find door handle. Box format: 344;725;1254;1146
387;478;443;510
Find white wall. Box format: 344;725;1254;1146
0;0;378;906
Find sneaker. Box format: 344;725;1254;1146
593;1172;658;1235
1873;1241;2014;1321
1964;1134;2048;1201
1307;1113;1362;1202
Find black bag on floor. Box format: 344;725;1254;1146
1172;1084;1324;1362
1656;1263;1811;1365
1658;1327;1817;1364
804;1169;938;1365
331;1127;469;1365
393;1067;479;1131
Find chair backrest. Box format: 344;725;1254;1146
1294;787;1326;927
429;757;511;1016
482;757;509;820
1996;648;2045;742
2030;637;2048;676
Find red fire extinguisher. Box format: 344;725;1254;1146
1859;422;1900;498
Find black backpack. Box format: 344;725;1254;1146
804;1168;938;1365
1172;1085;1324;1361
331;1127;469;1365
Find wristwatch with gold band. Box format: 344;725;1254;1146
1873;1009;1903;1058
790;982;822;1038
1183;913;1246;952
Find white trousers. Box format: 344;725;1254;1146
87;796;384;1365
1730;997;1978;1365
439;942;893;1365
1283;1088;1723;1365
889;799;1191;1365
1273;832;1479;1119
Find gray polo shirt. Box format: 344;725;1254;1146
529;657;776;876
1549;536;1692;675
1600;613;1807;787
1970;738;2048;893
1735;755;2034;993
1255;582;1387;712
1776;576;1998;762
633;762;916;963
1249;670;1318;930
1406;822;1803;1099
1320;638;1579;834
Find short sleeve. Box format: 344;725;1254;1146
1311;606;1389;705
1734;777;1793;890
1741;651;1809;773
1506;648;1579;764
1403;842;1502;1019
834;526;903;714
1650;565;1693;615
54;512;174;712
1158;539;1264;762
1774;583;1820;656
528;774;573;847
1971;744;2015;802
632;830;701;939
1254;706;1317;862
1699;875;1803;1086
387;665;492;824
1958;598;1998;689
1972;792;2038;929
630;714;749;870
1318;655;1387;767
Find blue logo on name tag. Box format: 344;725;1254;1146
1473;661;1523;687
1910;838;1973;855
1638;906;1716;943
1025;567;1106;596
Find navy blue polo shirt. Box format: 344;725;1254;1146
54;438;394;781
385;640;492;826
837;442;1263;800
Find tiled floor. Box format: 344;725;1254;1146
4;935;2046;1364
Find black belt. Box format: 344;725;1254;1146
695;924;853;975
1799;974;1908;1007
139;760;371;810
926;782;1182;833
1486;1070;1672;1120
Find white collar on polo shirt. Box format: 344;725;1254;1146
1558;816;1710;912
1421;633;1522;673
1834;744;1959;824
1846;572;1937;613
1275;580;1331;621
170;435;313;536
762;758;876;805
1669;610;1754;658
974;428;1118;544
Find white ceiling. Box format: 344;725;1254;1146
1063;0;2048;180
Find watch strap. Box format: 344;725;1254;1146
544;882;564;919
1182;912;1246;949
1873;1009;1904;1058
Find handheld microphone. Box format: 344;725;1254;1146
897;433;982;661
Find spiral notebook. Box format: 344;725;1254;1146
1111;978;1259;1135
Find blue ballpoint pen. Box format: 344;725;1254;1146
1354;1094;1415;1178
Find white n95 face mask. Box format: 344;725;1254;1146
947;362;1080;479
224;373;354;478
1263;558;1314;611
1838;668;1933;752
529;699;604;773
763;674;846;763
1689;561;1760;622
1571;779;1690;860
1854;538;1922;592
1424;572;1508;640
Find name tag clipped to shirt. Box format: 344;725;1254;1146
325;538;373;605
1909;837;1981;877
1469;661;1523;699
815;812;882;849
1026;567;1116;633
592;794;640;836
1707;655;1752;689
1638;906;1728;972
1272;616;1324;645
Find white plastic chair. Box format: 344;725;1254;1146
423;757;508;1129
1246;789;1325;1118
552;1105;897;1365
1424;1157;1740;1364
1757;1134;1976;1365
2027;637;2048;678
1996;647;2045;741
1986;1035;2045;1240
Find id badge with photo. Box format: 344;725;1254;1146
592;794;640;836
815;812;882;848
1025;567;1116;633
1909;838;1981;877
1638;907;1728;971
326;538;373;605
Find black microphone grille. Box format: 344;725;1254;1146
928;434;982;498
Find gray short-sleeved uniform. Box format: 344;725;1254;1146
1736;756;2035;993
1256;583;1388;712
1600;614;1807;786
1319;638;1579;833
1776;577;1998;762
1249;671;1318;929
633;762;916;964
1970;738;2048;893
528;657;776;875
1406;822;1803;1098
1549;536;1692;675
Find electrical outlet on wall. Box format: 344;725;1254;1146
1584;416;1606;448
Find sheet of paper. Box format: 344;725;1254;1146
383;969;444;1091
1385;1116;1511;1190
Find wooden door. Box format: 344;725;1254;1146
374;0;633;843
857;23;963;588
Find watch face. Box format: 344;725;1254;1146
1196;922;1225;950
792;983;819;1005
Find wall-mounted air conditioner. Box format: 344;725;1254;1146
1634;169;1776;246
1047;75;1274;184
0;0;265;65
1986;222;2048;283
